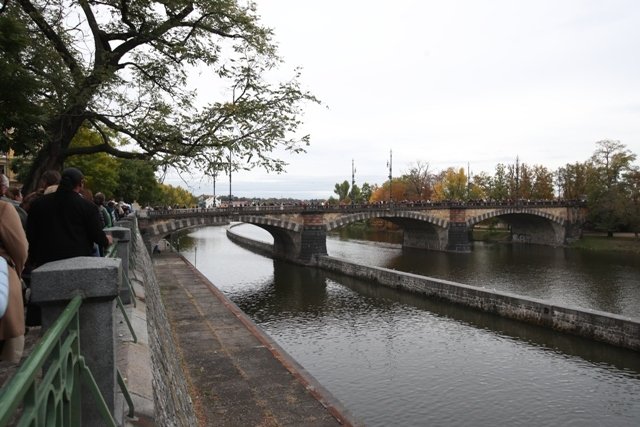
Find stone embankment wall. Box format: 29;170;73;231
131;224;199;426
316;256;640;352
226;224;274;256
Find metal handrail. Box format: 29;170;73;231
106;239;137;309
104;242;118;258
0;295;117;426
116;296;137;344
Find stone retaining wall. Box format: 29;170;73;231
316;256;640;351
226;224;274;256
131;222;199;426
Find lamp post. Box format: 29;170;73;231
212;169;217;207
387;149;393;203
351;158;356;205
228;147;232;210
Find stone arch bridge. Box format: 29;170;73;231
138;201;586;264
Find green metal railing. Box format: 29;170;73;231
0;296;116;426
106;240;138;343
0;231;140;425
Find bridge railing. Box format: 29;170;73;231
142;199;587;219
0;222;137;426
0;295;117;426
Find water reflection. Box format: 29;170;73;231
180;225;640;426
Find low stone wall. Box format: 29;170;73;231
316;256;640;351
227;224;274;256
130;220;199;426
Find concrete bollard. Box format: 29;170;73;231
31;257;122;426
106;226;132;303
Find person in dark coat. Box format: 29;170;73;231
26;168;113;269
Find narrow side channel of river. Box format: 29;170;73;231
179;224;640;426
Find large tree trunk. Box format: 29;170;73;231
22;106;88;193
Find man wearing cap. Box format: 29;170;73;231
26;167;113;269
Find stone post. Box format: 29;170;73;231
106;226;132;303
31;257;122;426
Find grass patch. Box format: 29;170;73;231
569;235;640;254
472;229;511;242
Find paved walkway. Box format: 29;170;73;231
153;252;358;426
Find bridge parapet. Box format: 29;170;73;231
142;199;586;219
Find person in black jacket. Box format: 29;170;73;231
26;168;113;269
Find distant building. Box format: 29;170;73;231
198;195;221;209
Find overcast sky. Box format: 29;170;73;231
174;0;640;200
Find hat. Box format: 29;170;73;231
59;167;84;190
0;174;8;188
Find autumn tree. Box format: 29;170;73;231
432;167;468;201
530;165;555;199
471;172;492;199
556;162;592;200
624;169;640;238
369;179;407;203
403;161;433;200
156;183;198;208
0;0;318;193
586;140;636;236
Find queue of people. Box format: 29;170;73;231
0;167;128;363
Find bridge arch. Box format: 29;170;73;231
324;211;449;232
139;216;229;249
466;208;566;245
466;208;565;228
238;216;305;260
325;211;450;251
238;215;302;232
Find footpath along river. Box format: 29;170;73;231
179;224;640;426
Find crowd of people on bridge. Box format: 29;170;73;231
149;197;585;218
0;168;134;364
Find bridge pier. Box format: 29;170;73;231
445;209;471;252
446;223;472;252
299;213;328;262
564;221;583;243
402;225;448;251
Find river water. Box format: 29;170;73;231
178;224;640;426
